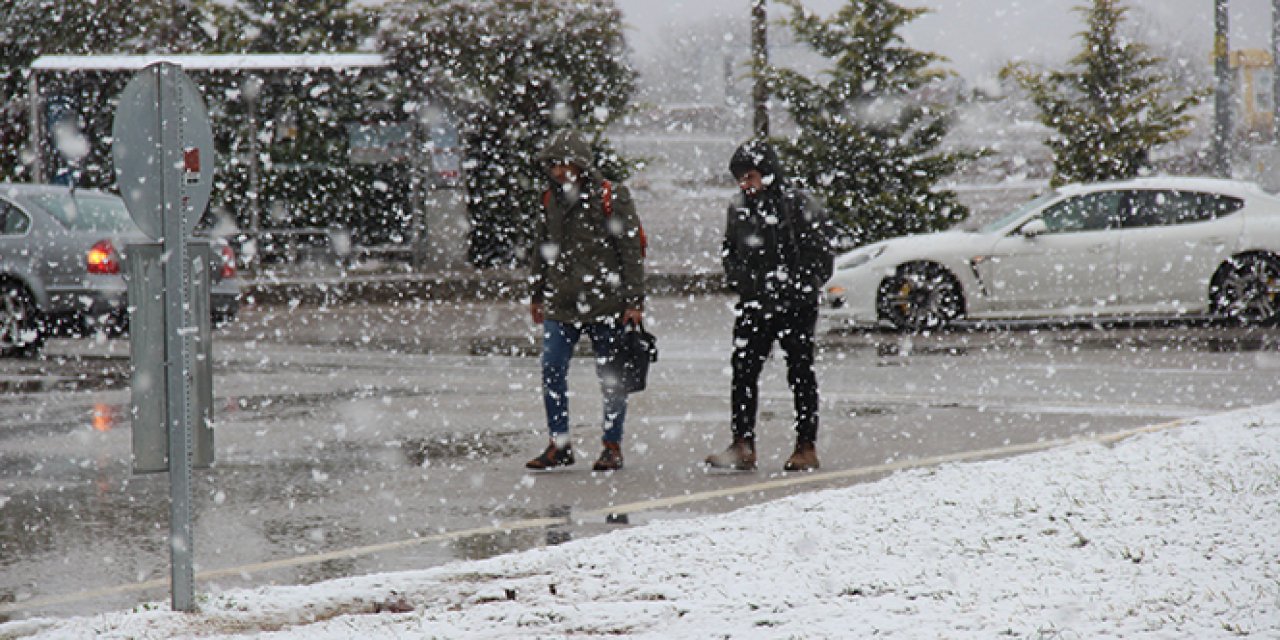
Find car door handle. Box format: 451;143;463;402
1089;243;1109;254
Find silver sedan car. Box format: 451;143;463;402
0;183;240;356
823;177;1280;331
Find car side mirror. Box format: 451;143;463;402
1020;219;1048;238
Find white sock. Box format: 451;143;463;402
553;434;571;449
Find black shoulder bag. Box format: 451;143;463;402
617;322;658;393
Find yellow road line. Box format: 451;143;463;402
581;418;1187;519
0;419;1186;616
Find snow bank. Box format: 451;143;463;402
6;405;1279;639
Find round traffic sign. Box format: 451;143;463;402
112;62;215;240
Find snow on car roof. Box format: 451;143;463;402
29;53;387;72
1057;176;1269;198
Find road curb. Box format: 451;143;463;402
243;271;726;304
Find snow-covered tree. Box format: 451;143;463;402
382;0;636;267
206;0;376;53
769;0;973;247
1002;0;1206;186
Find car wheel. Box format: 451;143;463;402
1210;254;1280;325
877;263;964;332
0;282;44;357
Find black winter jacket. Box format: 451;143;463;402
722;140;834;307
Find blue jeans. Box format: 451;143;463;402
542;320;627;444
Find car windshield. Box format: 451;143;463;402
24;192;139;233
978;192;1059;234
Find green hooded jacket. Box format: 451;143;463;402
529;130;645;323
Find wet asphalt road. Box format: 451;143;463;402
1;294;1278;619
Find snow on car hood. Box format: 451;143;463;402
843;229;995;270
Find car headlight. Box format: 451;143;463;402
837;245;886;271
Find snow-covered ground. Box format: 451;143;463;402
5;405;1278;639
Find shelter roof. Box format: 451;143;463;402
29;53;387;72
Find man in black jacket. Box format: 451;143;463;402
706;139;834;472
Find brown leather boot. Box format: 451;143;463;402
705;438;757;470
592;441;624;471
783;441;819;472
525;440;574;470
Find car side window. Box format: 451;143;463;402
1122;190;1244;228
1039;191;1120;233
1119;190;1166;228
1166;191;1214;225
1196;193;1244;221
0;201;30;235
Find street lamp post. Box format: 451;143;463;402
1214;0;1232;177
1273;0;1280;141
752;0;768;138
28;73;43;183
242;75;263;268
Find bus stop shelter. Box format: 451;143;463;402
25;53;470;268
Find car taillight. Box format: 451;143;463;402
87;239;121;275
219;244;237;279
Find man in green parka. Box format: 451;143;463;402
525;129;645;472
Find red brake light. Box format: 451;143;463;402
219;244;237;279
87;240;121;275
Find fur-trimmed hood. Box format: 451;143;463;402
536;129;595;175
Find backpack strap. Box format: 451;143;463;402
600;179;647;258
544;180;646;258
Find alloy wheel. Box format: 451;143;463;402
0;284;41;357
1213;255;1280;325
878;264;963;332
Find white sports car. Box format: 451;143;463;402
822;177;1280;331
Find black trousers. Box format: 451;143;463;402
730;300;819;443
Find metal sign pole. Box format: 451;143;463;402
157;63;198;613
115;60;215;614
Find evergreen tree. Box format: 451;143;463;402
1002;0;1205;186
383;0;636;267
206;0;376;53
769;0;972;247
